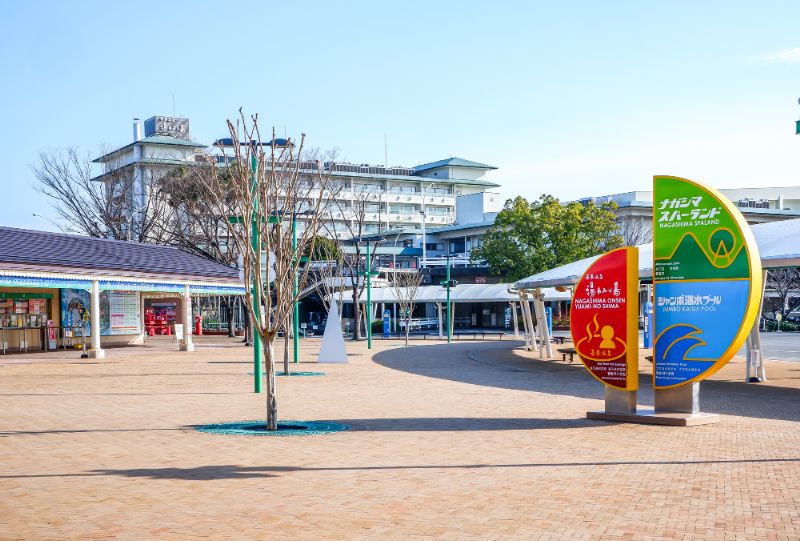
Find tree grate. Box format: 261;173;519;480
195;420;349;436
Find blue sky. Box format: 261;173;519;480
3;1;800;230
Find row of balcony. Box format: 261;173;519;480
322;210;454;222
299;188;454;205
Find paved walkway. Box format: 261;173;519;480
1;337;799;540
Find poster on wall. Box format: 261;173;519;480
61;288;91;333
61;290;142;335
103;291;140;335
570;247;639;391
653;176;762;388
28;298;46;315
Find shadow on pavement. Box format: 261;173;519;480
328;417;597;431
0;427;183;437
0;392;244;397
3;457;799;481
372;342;800;424
373;341;602;397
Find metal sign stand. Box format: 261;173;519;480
654;383;700;414
589;386;719;426
603;387;637;415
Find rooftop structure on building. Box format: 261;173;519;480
579;188;800;225
92;116;205;179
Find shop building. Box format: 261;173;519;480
0;227;245;356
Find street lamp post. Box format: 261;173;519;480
420;182;433;268
439;254;456;343
249;152;263;393
361;234;386;349
217;138;263;393
446;255;452;343
391;230;402;334
292;215;299;363
366;240;372;349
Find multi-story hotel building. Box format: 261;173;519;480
93;116;501;243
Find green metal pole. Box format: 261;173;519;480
446;256;451;343
251;153;263;393
292;216;299;363
366;241;372;349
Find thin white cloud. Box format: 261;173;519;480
754;47;800;63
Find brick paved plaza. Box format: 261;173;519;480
1;337;799;540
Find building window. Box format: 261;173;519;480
450;239;466;253
426;206;451;216
389;204;418;214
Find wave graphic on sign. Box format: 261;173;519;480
655;324;708;362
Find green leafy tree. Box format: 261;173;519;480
471;194;623;281
307;235;341;261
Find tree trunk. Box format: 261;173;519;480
243;308;252;345
264;339;278;430
352;289;361;340
405;317;410;346
226;296;235;337
283;315;290;375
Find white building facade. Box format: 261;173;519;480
91;116;207;236
94;116;501;245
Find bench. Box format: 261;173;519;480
454;331;505;340
551;336;567;344
557;347;577;363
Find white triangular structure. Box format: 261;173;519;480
318;298;348;363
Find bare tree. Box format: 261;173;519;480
325;182;384;340
161;163;242;337
32;147;179;243
764;268;800;321
312;250;347;317
617;216;653;246
199;110;331;430
392;269;423;345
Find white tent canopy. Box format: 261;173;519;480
339;282;569;345
340;283;572;304
514;218;800;290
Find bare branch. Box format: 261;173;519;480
392;269;423;346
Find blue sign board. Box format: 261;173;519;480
383;309;391;338
545;307;552;336
643;301;653;349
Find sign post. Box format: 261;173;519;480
571;247;639;416
642;299;654;349
383;309;391;338
46;320;57;350
652;175;761;421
